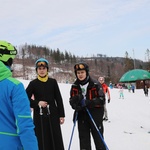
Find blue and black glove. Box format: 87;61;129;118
80;99;91;107
80;99;86;107
80;99;87;107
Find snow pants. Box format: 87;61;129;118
77;107;106;150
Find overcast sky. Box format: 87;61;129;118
1;0;149;61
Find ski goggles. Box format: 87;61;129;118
74;64;86;70
36;61;48;67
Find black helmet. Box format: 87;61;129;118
74;62;89;76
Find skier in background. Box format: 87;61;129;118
26;58;65;150
98;76;111;121
69;62;106;150
131;84;135;93
127;83;131;92
0;41;38;150
143;85;149;97
118;85;124;99
109;81;113;89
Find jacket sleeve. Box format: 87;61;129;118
53;79;65;117
12;82;38;150
26;81;39;109
91;82;106;106
106;86;111;99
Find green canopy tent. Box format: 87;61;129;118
119;69;150;83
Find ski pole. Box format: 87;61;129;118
68;111;78;150
85;107;109;150
47;105;56;150
39;105;45;150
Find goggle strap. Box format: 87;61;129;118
0;49;17;55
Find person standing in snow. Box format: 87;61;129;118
143;85;149;97
131;84;135;93
0;41;38;150
109;81;113;89
98;77;111;121
118;85;124;99
69;62;106;150
26;58;65;150
127;83;131;92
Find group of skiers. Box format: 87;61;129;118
0;40;110;150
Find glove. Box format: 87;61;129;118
69;95;83;110
81;99;89;107
99;97;105;105
84;98;105;108
108;99;110;103
80;99;86;107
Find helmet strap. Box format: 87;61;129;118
2;58;13;67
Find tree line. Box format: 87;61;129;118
13;43;150;84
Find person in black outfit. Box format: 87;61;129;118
69;62;106;150
143;85;149;97
26;58;65;150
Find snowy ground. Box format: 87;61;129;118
20;79;150;150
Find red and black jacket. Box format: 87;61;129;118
70;77;105;108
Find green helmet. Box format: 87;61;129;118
0;41;17;62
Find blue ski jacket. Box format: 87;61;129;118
0;61;38;150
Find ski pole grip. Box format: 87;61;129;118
39;105;43;115
47;105;50;115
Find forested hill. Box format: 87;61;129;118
13;44;149;84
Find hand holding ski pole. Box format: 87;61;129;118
38;101;48;108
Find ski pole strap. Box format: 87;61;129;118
39;105;43;115
85;107;109;150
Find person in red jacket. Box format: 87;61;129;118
98;77;111;121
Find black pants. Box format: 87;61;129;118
77;107;106;150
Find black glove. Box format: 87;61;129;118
69;95;83;110
98;97;105;105
81;97;105;108
108;99;110;103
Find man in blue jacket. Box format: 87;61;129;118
0;41;38;150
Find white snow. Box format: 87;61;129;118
19;79;150;150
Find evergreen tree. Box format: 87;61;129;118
124;51;134;72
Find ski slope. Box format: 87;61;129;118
21;79;150;150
